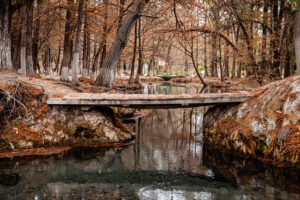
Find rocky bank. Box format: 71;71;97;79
0;71;135;156
203;75;300;167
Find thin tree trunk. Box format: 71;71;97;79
44;47;50;75
210;34;217;77
185;49;189;77
294;9;300;75
20;5;28;75
72;0;84;86
82;3;90;79
135;17;143;83
32;0;40;75
218;37;224;82
129;21;138;84
261;0;269;74
224;31;229;77
54;45;61;73
204;34;208;77
95;0;150;88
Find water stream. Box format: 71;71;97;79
0;84;299;200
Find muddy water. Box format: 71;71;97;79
0;86;300;200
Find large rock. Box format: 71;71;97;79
203;76;300;166
0;105;134;150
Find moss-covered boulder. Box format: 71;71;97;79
203;75;300;167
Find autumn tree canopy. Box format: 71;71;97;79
0;0;297;87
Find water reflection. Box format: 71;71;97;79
142;83;229;95
0;108;299;200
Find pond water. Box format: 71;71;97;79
0;85;300;200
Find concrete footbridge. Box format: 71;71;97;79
47;92;253;109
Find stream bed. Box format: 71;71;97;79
0;84;299;200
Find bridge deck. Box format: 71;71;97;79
47;92;253;109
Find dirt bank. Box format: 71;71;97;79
0;71;136;158
203;75;300;167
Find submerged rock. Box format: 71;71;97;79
203;75;300;166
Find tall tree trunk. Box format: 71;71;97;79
19;3;34;75
61;0;74;81
261;0;269;74
210;34;217;77
72;0;84;86
44;47;50;75
82;2;90;79
95;0;149;88
0;3;13;70
99;0;108;70
129;21;138;84
12;10;22;72
91;43;103;80
284;26;293;77
218;37;224;82
234;26;241;78
224;31;229;77
25;2;34;75
32;0;40;75
271;0;280;78
54;45;61;73
185;49;189;77
294;10;300;75
135;17;143;83
203;34;208;77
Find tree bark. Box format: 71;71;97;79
0;3;13;70
95;0;149;88
25;2;34;75
203;34;208;77
44;47;50;75
61;0;74;81
32;0;40;75
82;3;90;79
99;0;108;70
261;0;269;73
72;0;84;86
129;21;138;84
19;2;34;75
54;45;61;73
135;17;143;83
294;10;300;75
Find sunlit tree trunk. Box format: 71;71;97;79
95;0;149;88
72;0;84;86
